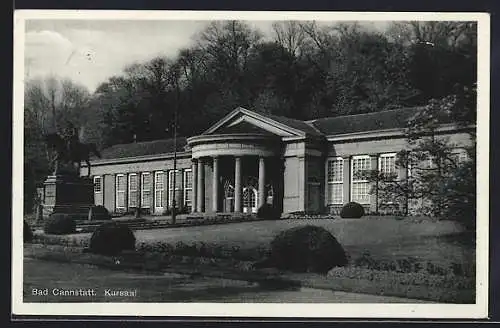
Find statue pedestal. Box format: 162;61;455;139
42;174;94;220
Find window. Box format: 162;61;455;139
154;171;164;210
351;156;371;204
93;176;102;193
128;174;138;208
141;173;152;208
168;170;182;207
327;158;343;204
93;176;103;206
115;174;126;210
183;169;193;210
379;153;397;179
243;187;257;213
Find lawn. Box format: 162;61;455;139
40;217;474;268
135;217;474;267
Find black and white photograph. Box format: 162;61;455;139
12;10;489;318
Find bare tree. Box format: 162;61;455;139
387;21;477;49
272;21;307;56
25;76;91;135
196;20;262;73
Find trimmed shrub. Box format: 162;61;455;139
44;213;76;235
88;221;136;256
340;202;365;219
257;203;280;220
24;220;33;243
256;225;348;274
88;205;112;221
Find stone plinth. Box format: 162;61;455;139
42;175;94;220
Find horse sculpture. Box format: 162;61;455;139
44;133;102;177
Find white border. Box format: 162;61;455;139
12;10;490;319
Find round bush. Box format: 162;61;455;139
259;225;348;274
257;203;280;220
24;220;33;243
88;205;111;221
44;213;76;235
340;202;365;219
89;222;136;256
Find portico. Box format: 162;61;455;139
187;133;281;214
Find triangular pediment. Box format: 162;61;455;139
203;107;305;137
215;121;277;135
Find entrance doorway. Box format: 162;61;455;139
243;187;258;213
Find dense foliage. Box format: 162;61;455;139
24;21;477;215
44;213;77;235
362;85;476;229
88;222;136;256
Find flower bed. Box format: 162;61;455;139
285;211;337;220
33;232;90;248
327;266;473;290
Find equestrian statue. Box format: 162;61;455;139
44;123;102;177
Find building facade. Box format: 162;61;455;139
82;107;473;216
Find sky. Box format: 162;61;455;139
24;19;390;92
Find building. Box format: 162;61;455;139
82;106;473;216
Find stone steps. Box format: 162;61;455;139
75;215;262;233
31;213;265;233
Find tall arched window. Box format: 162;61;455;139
243;187;257;213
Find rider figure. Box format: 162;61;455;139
61;122;79;173
63;123;79;155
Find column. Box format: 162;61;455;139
212;156;219;212
258;156;266;208
196;159;204;212
191;159;198;213
234;156;242;212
